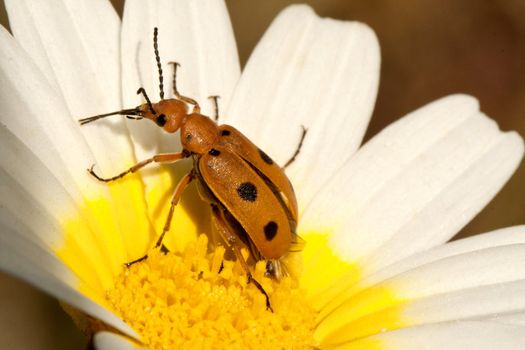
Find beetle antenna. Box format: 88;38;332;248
153;27;164;100
79;108;142;125
136;87;156;114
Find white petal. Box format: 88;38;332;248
400;280;525;330
0;128;116;288
94;332;146;350
0;223;136;338
317;245;525;342
0;127;71;246
302;95;524;268
364;225;525;282
121;0;240;157
368;244;525;301
319;225;525;317
225;5;380;211
5;0;137;175
0;28;134;270
335;321;525;350
490;313;525;326
0;135;133;335
5;0;119;101
0;25;101;195
0;28;135;273
0;217;76;286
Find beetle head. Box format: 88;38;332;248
139;99;188;133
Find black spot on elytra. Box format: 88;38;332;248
155;114;167;126
237;182;257;202
258;148;274;165
221;129;231;136
209;149;221;156
264;221;278;241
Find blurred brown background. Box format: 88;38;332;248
1;1;524;349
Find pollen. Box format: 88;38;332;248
106;235;317;349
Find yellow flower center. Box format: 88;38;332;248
106;235;318;349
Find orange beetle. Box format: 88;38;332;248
80;28;305;309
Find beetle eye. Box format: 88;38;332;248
156;114;167;127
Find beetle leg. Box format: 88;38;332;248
208;95;220;122
283;126;308;169
210;205;273;312
125;170;195;267
168;61;201;113
88;151;188;182
154;169;195;248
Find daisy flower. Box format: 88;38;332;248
1;1;524;349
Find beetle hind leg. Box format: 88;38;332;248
211;205;273;312
283;125;308;169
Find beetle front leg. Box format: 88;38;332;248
208;95;220;122
89;151;188;182
125;169;195;267
154;169;195;249
210;205;273;312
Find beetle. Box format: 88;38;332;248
79;28;306;310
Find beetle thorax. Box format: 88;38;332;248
180;114;220;154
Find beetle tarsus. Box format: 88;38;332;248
247;273;273;312
87;164;109;182
125;254;148;267
125;245;168;268
87;164;130;183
